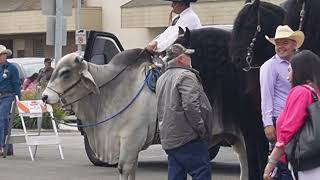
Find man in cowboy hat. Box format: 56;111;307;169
145;0;201;54
0;45;20;156
260;25;304;179
156;43;212;180
37;57;54;87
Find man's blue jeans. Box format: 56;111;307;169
165;139;212;180
273;162;294;180
0;95;14;149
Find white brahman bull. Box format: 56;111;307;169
42;50;248;180
42;50;157;180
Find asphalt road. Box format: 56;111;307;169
0;131;240;180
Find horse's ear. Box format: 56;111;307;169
178;26;185;35
245;0;260;5
252;0;260;7
185;27;191;42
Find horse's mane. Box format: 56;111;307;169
189;28;231;74
284;0;320;56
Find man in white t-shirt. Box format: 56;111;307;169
146;0;201;54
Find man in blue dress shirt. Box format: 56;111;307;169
260;25;305;179
0;45;21;156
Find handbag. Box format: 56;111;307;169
285;85;320;171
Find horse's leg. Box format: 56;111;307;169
231;132;248;180
118;137;141;180
242;122;269;180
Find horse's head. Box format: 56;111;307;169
230;0;286;70
173;27;192;48
283;0;320;56
282;0;305;30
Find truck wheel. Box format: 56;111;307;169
209;145;220;160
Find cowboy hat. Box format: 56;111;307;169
162;43;195;62
163;0;197;2
0;45;12;56
265;25;305;48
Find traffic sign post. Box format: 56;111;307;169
75;29;87;45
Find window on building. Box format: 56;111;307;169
17;50;25;57
33;39;45;57
0;39;13;57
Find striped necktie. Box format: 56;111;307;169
171;16;180;26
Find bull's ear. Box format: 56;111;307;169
80;62;100;94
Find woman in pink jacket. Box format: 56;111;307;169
263;50;320;180
22;73;38;92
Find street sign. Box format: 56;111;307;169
17;100;53;117
75;29;87;45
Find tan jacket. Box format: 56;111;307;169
156;64;213;150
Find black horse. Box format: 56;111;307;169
282;0;320;56
173;0;286;179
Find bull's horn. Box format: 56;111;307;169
75;55;84;63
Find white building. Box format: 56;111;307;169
0;0;283;57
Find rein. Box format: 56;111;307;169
298;0;306;31
242;2;262;72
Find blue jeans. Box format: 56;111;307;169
165;139;212;180
0;95;14;149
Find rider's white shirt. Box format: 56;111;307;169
154;7;202;52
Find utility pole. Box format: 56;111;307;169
76;0;82;54
54;0;63;62
41;0;72;63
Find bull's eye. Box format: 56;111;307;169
60;70;71;80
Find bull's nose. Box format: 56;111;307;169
42;95;48;103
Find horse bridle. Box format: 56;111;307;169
46;78;82;105
243;3;262;72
